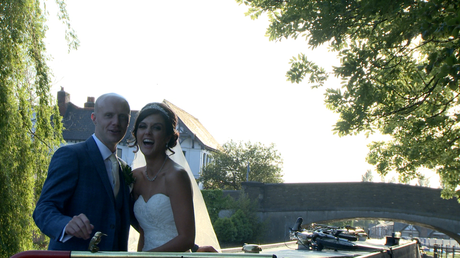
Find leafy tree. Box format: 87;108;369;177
213;218;237;244
209;191;266;246
231;209;253;244
388;176;397;184
361;169;374;182
228;191;266;244
0;1;77;256
201;189;232;223
200;140;283;190
417;175;431;187
237;0;460;201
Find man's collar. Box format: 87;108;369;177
92;134;115;160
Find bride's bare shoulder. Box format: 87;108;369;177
166;160;190;182
132;166;145;178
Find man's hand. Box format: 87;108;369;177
65;213;94;240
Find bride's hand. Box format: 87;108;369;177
196;245;219;252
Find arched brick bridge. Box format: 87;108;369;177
234;182;460;243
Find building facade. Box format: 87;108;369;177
57;88;221;179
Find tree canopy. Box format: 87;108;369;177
200;140;283;190
0;1;77;256
361;170;374;182
237;0;460;201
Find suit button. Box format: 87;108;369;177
110;224;115;229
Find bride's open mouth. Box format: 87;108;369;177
143;139;154;146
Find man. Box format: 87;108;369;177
33;93;132;251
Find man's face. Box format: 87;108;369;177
91;96;130;152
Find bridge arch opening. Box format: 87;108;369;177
240;181;460;244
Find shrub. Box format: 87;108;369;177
213;218;236;243
202;189;267;245
201;189;232;223
231;209;253;243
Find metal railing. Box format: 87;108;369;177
419;238;460;250
433;244;457;258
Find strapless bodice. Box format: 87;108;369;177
133;194;178;251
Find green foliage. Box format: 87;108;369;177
326;220;355;228
0;1;75;257
361;169;374;182
237;0;460;201
231;209;253;243
325;219;377;233
228;192;265;244
417;175;431;187
200;140;283;190
201;189;232;223
202;190;266;245
213;218;237;243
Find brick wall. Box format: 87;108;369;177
224;182;460;243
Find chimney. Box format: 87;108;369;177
84;97;95;108
57;87;70;116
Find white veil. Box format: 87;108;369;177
128;144;221;252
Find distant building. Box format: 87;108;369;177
368;221;450;240
369;221;394;239
57;88;221;179
394;222;450;240
164;100;222;178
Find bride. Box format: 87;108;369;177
129;102;195;252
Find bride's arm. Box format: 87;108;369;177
131;168;144;200
132;169;144;251
132;168;144;251
131;168;142;233
137;227;145;251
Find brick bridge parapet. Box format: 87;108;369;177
234;182;460;243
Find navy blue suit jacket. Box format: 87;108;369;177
33;137;132;251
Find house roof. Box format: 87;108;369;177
60;98;220;151
163;100;222;152
61;103;137;144
61;103;94;142
371;221;394;228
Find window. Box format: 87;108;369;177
202;153;207;167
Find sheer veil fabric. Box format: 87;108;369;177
128;144;221;252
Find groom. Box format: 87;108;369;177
33;93;133;251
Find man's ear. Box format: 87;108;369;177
91;112;96;125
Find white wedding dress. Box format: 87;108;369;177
133;194;178;251
128;144;220;252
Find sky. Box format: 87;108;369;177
43;0;440;186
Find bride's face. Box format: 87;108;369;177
136;113;170;156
